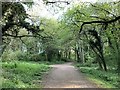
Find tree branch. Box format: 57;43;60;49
79;16;120;33
45;1;70;5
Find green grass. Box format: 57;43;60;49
75;64;119;88
2;61;50;88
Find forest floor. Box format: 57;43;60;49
41;62;99;88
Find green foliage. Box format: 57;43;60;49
2;61;50;88
16;51;29;61
1;50;28;61
61;1;120;70
76;64;119;88
1;49;47;62
2;50;18;61
61;57;69;62
29;53;46;61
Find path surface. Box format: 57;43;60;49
41;62;98;88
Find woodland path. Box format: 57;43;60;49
41;62;99;88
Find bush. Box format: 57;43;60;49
16;51;29;61
2;80;16;88
1;50;18;62
1;50;30;61
29;53;46;61
1;49;46;62
61;57;68;62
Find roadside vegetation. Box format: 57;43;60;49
75;64;119;88
1;0;120;88
2;61;50;88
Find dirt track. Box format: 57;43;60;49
41;62;98;88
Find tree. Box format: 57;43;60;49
60;1;120;72
1;2;43;57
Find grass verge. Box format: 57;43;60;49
1;61;50;88
75;64;119;88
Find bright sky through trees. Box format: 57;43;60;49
25;0;118;20
25;0;96;19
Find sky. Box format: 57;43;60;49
24;0;118;20
25;0;97;19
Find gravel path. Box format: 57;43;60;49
41;62;98;88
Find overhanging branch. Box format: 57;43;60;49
79;16;120;33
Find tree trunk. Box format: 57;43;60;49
100;53;107;71
68;50;71;59
74;47;77;61
76;49;80;62
96;55;103;70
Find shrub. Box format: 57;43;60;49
61;57;68;62
1;50;18;62
29;53;46;61
16;51;29;61
1;50;30;61
2;80;16;88
1;49;48;62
